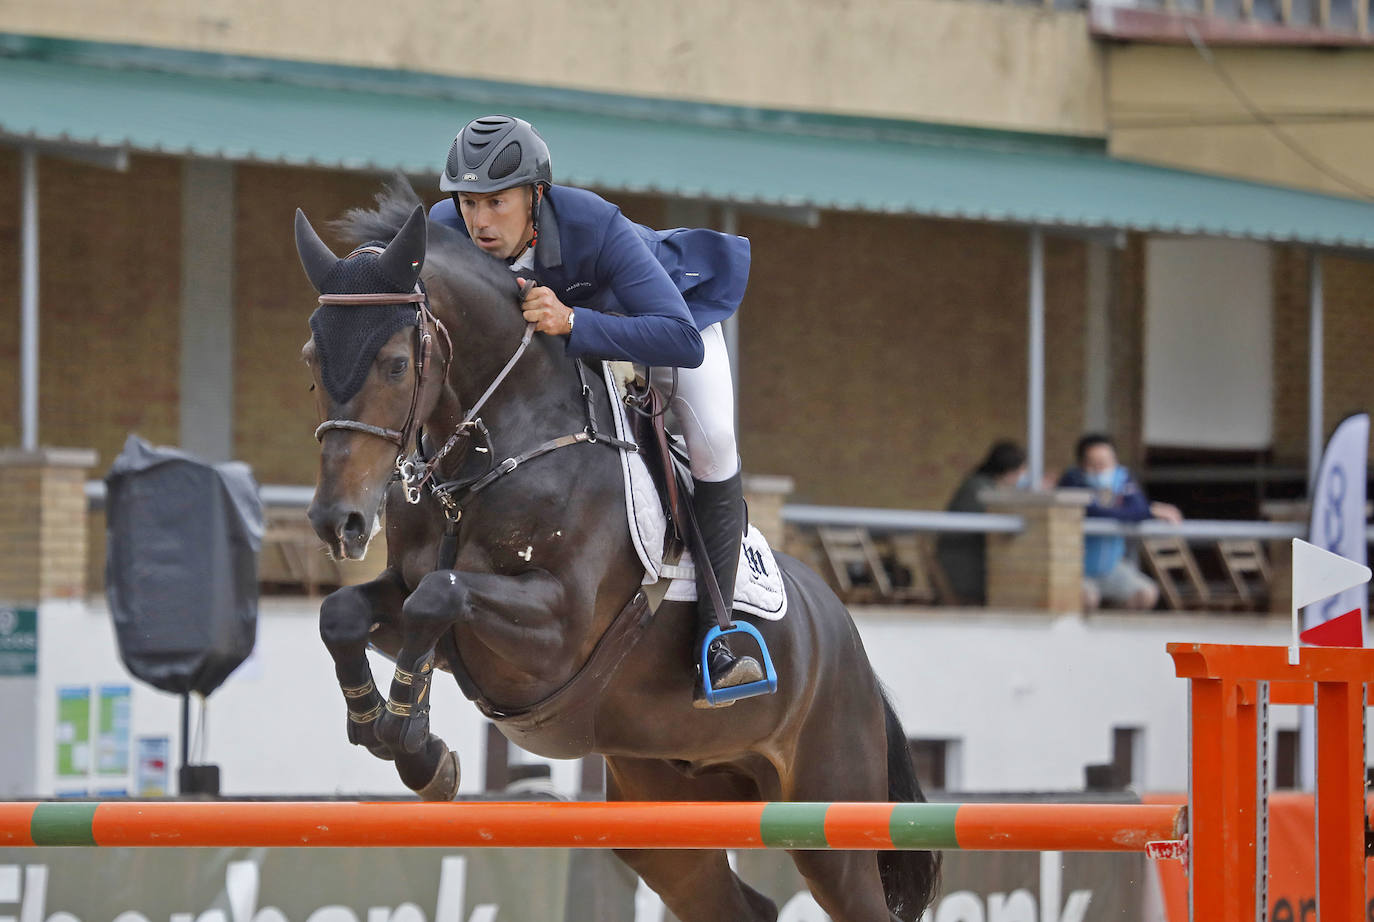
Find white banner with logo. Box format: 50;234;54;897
1304;413;1369;635
1300;412;1368;789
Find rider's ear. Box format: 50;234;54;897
294;208;340;293
378;205;427;291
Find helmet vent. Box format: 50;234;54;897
461;117;515;169
445;139;463;181
488;142;522;182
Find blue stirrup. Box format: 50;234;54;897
698;622;778;707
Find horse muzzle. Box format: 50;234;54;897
308;501;381;561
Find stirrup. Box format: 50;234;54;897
698;622;778;707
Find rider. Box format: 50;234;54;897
430;114;765;707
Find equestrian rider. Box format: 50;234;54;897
429;115;765;707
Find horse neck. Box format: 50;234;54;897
423;276;578;457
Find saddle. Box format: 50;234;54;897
619;368;693;562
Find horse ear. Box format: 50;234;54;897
378;205;427;290
294;208;339;293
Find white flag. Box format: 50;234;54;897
1292;539;1371;610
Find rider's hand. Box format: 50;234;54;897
517;278;574;336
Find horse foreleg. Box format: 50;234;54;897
372;569;466;800
319;574;407;761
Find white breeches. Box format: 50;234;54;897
650;323;740;483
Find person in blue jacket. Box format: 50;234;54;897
1058;433;1182;610
429;115;765;707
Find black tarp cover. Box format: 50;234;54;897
104;435;263;696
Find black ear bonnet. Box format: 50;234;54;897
308;249;420;404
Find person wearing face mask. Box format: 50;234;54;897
936;440;1029;605
1058;433;1183;611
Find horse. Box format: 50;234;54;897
294;180;940;922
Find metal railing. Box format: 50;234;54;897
86;480;1372;542
782;501;1372;543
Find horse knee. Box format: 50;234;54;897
401;570;469;632
319;589;373;649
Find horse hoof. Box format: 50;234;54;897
414;748;461;801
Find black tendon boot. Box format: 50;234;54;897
692;471;764;708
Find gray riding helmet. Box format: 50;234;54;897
440;115;552;194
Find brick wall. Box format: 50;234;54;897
0;450;95;602
1109;235;1147;471
0;150;182;471
737;209;1088;509
1272;248;1374;467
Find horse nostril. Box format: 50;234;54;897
342;512;367;541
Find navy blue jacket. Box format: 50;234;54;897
430;185;750;368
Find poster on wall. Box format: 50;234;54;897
97;685;132;776
135;737;170;797
55;687;91;778
0;606;37;676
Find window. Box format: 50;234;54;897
909;738;962;792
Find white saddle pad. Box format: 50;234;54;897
603;363;788;621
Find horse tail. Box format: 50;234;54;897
879;688;942;921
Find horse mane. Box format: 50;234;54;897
329;176;521;302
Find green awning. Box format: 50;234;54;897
4;34;1374;249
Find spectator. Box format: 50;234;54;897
1058;433;1182;611
936;440;1028;605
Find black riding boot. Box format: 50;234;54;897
692;471;764;708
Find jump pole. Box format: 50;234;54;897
0;801;1182;852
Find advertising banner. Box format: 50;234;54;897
0;842;1145;922
1151;792;1374;921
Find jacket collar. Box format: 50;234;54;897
533;187;563;270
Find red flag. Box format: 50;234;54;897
1298;608;1364;648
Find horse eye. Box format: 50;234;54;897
388;357;409;378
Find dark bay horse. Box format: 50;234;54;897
294;182;939;922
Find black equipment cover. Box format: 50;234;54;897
104;435;263;696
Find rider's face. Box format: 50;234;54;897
458;187;535;261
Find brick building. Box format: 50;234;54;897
0;5;1372;521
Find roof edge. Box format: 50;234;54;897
0;31;1108;158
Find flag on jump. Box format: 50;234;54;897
1298;608;1363;647
1289;538;1371;662
1291;538;1372;610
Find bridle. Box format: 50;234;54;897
311;251;632;530
312;288;446;451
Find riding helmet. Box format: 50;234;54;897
440;115;552;194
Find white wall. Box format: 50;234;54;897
1143;238;1274;450
21;597;1348;799
854;606;1317;792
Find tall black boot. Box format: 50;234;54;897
692;471;763;708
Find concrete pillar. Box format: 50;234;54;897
982;489;1090;613
180;159;236;462
0;448;95;797
0;449;98;604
